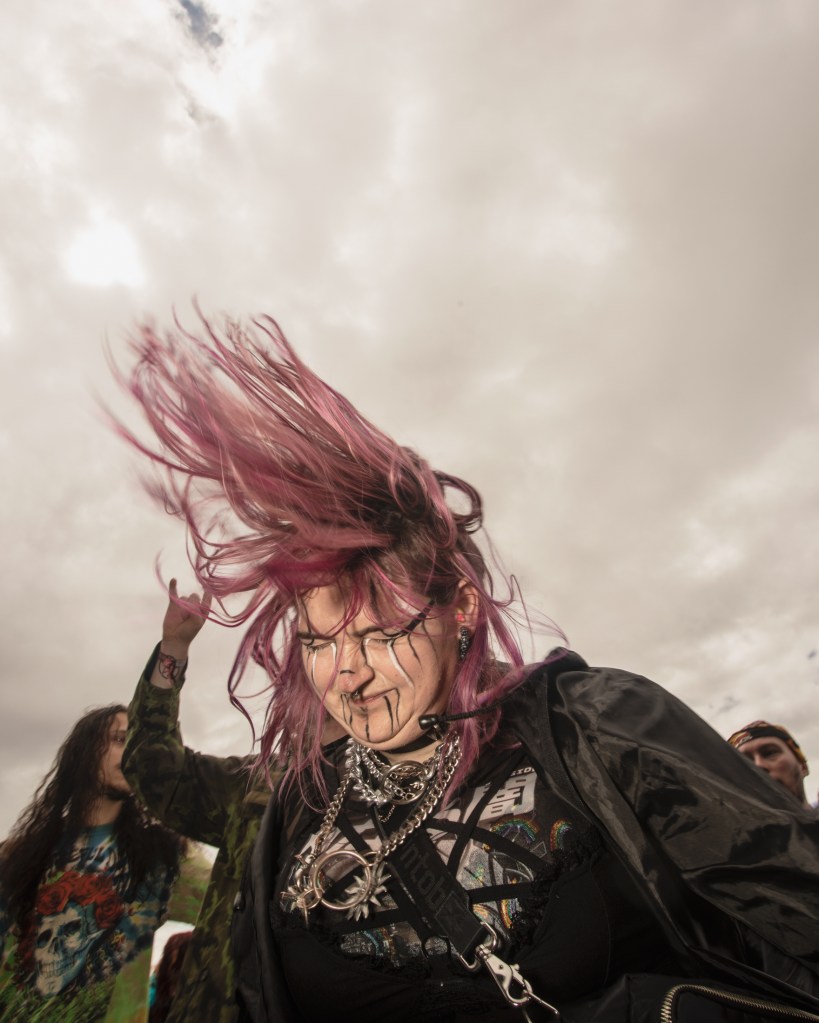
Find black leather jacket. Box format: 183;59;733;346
231;652;819;1022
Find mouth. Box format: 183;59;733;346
346;684;393;709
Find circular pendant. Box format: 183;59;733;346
308;848;374;911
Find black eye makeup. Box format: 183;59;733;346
299;605;430;653
300;638;334;652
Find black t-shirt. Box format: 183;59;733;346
272;745;680;1022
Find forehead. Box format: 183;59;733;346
298;583;420;632
737;735;792;758
108;712;128;735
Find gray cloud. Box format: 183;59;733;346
175;0;223;50
2;0;819;833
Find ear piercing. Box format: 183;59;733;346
458;625;471;662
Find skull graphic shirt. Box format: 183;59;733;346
0;824;174;1021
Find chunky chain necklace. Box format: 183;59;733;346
348;739;447;805
283;733;461;924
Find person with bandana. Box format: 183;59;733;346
728;721;812;810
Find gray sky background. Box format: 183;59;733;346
1;0;818;837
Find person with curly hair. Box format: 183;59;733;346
115;312;819;1023
0;705;185;1021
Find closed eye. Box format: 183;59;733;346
364;630;407;647
302;639;334;652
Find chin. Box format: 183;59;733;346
350;725;401;748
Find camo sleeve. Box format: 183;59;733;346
123;646;252;847
0;889;9;958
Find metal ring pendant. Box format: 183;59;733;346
309;849;374;912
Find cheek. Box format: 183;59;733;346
381;643;416;687
386;636;447;696
302;646;337;696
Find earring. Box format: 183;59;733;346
458;625;471;662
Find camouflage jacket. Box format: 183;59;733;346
123;647;269;1023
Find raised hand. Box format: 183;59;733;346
163;578;212;648
151;579;213;689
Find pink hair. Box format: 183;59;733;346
112;310;562;802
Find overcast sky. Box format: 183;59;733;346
1;0;818;836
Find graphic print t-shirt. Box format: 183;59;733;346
275;749;625;1022
0;825;173;1022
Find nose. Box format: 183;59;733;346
752;754;771;773
336;637;374;689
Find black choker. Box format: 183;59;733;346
388;732;442;755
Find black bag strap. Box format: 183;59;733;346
384;809;559;1019
387;824;485;958
374;651;592;1018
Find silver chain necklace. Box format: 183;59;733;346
348;740;446;805
283;733;461;923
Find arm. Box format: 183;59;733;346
149;577;210;690
123;581;250;847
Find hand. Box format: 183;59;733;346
161;578;212;655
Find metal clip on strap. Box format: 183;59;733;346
458;922;560;1019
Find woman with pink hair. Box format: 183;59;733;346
118;313;819;1023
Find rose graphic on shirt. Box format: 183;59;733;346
21;870;126;996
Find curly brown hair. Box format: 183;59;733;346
0;705;185;931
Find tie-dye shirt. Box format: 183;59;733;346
0;825;174;1022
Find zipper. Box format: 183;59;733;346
659;983;819;1023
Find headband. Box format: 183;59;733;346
727;720;807;768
